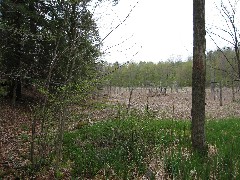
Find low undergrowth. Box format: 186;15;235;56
63;117;240;179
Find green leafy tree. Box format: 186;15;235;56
0;0;105;103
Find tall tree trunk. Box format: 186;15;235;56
210;53;216;100
3;0;24;103
191;0;207;153
235;45;240;79
9;76;22;105
219;81;223;106
231;80;235;102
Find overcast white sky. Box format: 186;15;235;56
92;0;240;64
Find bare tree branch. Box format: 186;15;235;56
100;1;139;43
206;64;238;80
206;30;237;74
207;23;234;42
214;1;234;36
207;28;234;45
102;34;134;53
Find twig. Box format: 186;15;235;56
100;1;139;44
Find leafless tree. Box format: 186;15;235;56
206;0;240;104
207;0;240;78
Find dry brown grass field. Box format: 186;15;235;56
105;86;240;120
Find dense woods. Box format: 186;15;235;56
0;0;105;105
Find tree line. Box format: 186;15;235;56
104;48;239;88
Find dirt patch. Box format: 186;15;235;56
105;87;240;120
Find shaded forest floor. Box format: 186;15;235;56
1;87;240;179
0;99;33;178
0;90;117;179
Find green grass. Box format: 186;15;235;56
63;117;240;179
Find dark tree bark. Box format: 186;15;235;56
219;81;223;106
191;0;207;153
2;0;24;103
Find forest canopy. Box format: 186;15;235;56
0;0;114;102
